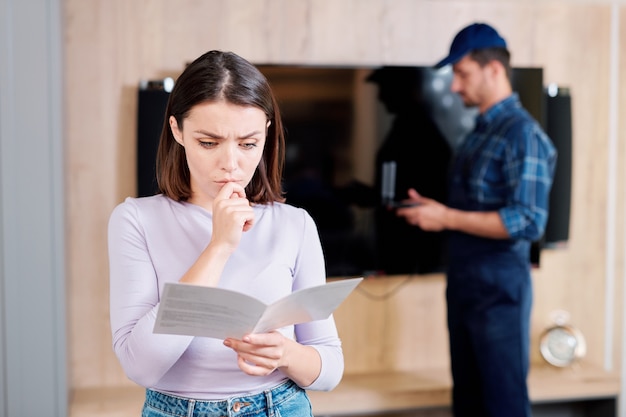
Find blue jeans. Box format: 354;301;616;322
142;380;313;417
447;252;532;417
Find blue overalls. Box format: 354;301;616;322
445;148;532;417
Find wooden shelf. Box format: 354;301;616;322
70;385;144;417
70;363;619;417
528;363;620;403
307;363;619;416
307;369;451;416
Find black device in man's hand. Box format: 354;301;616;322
386;200;421;208
381;161;421;208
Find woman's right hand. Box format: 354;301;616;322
210;182;255;251
178;182;255;287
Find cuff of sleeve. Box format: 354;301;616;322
303;346;344;392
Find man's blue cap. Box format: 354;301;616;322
435;23;507;68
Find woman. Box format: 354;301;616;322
108;50;344;417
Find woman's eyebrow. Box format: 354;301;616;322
193;129;263;139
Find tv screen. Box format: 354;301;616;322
136;65;546;279
257;64;545;278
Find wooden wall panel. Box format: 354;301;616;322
64;0;624;389
333;276;449;374
611;4;626;370
530;4;613;368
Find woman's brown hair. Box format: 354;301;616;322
155;50;285;204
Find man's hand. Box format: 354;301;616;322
396;188;449;231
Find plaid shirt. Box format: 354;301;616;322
449;93;557;241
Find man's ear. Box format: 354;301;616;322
170;115;183;145
488;59;505;78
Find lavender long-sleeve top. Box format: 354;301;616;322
108;195;344;399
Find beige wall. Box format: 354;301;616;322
64;0;626;389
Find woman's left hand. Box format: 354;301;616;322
223;331;289;376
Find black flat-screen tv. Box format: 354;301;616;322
256;64;546;278
136;64;549;279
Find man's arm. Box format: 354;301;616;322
445;207;510;239
396;190;510;239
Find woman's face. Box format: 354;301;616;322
169;100;268;209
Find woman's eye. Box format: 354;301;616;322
241;142;257;149
199;140;216;148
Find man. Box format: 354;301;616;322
396;23;557;417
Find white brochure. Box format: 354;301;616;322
153;277;363;339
